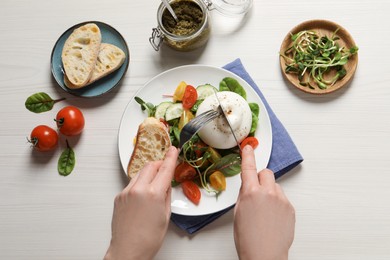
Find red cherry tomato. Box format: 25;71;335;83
182;181;201;205
174;162;197;182
55;106;85;136
240;136;259;150
182;85;198;109
29;125;58;152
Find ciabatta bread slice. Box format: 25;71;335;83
64;43;126;89
90;43;126;83
61;23;101;88
127;117;171;179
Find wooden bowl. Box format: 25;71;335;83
279;20;358;94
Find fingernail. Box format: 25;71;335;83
243;145;253;152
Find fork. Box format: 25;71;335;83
178;109;221;149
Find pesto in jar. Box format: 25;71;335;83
162;0;204;36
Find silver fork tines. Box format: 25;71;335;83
178;109;220;149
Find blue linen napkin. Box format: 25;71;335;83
171;59;303;234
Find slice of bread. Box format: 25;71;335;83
64;43;126;89
127;117;171;179
90;43;126;83
62;23;101;88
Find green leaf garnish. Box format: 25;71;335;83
208;154;242;177
134;96;156;117
58;140;75;176
219;77;247;100
25;92;65;113
248;103;259;135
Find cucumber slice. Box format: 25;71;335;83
196;84;217;100
155;101;173;120
165;103;183;121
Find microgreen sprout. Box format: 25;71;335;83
182;137;217;194
134;96;156;117
280;29;358;90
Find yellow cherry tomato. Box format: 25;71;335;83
207;147;222;164
178;109;195;130
209;171;226;191
173;81;187;102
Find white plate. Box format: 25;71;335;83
118;65;272;216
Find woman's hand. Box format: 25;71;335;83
234;145;295;260
104;146;179;260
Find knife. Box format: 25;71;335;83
213;89;242;151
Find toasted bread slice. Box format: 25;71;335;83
62;23;101;88
64;43;126;89
127;117;171;179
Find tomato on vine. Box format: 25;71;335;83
29;125;58;152
55;106;85;136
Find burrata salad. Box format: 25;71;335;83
135;77;260;205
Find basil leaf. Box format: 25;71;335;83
250;113;259;135
249;103;260;135
58;141;75;176
25;92;58;113
209;154;241;177
219;77;247;100
249;103;259;117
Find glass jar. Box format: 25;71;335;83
150;0;252;52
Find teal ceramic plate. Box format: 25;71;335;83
51;21;130;97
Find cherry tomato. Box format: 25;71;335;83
174;162;197;182
182;85;198;109
240;136;259;150
29;125;58;152
206;147;221;163
55;106;85;136
178;109;194;130
209;171;226;191
173;81;187;102
182;181;201;205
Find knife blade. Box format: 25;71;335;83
213;89;242;151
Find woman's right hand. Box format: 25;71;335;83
234;145;295;260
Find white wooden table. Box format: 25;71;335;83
1;0;390;259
